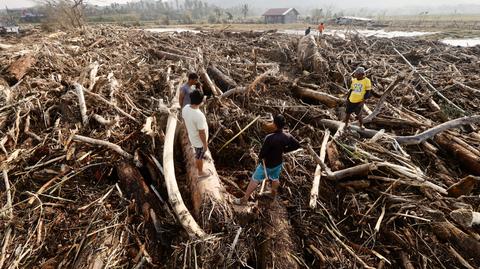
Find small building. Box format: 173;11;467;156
262;8;299;24
335;16;373;26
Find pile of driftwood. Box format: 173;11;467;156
0;25;479;268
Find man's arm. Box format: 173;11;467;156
198;129;208;151
363;80;373;100
285;135;301;153
179;90;185;108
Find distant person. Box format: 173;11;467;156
305;26;311;36
182;88;211;178
318;22;325;36
179;72;199;108
344;67;372;129
234;114;301;205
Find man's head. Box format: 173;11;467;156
273;114;286;130
354;66;365;79
188;72;199;86
189;89;204;106
321;22;324;25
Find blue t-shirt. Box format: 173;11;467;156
181;83;192;108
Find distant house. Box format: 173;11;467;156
262;8;299;24
335;16;373;26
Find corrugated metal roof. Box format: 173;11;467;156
262;8;298;16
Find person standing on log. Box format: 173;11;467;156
318;22;325;36
344;67;372;129
182;89;211;178
234;115;301;205
179;72;199;108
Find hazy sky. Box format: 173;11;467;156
3;0;480;10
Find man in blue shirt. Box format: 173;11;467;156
179;72;199;108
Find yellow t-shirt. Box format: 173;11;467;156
348;78;372;103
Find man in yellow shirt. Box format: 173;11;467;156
344;67;372;129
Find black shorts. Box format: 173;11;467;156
194;147;206;160
346;101;363;115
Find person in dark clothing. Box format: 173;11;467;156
234;114;301;205
179;72;199;108
305;26;311;36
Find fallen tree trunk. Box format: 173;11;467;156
320;115;480;145
207;66;237;92
309;129;330;209
432;221;480;264
163;102;206;238
199;67;222;96
148;48;194;62
307;144;377;181
435;134;480;175
179;127;231;231
297;35;328;73
4;53;36;85
257;200;299;269
292;86;341;108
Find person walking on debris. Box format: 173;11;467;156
182;88;211;178
234;114;301;205
179;72;199;108
305;26;311;36
318;22;325;36
344;66;372;129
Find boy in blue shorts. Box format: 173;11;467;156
234;114;300;205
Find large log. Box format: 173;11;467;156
4;54;36;85
292;86;341;108
309;129;330;209
320;115;480;145
436;134;480;175
148;48;194;62
116;162;168;262
257;200;299;269
207;65;237;92
179;127;231;231
432;221;480;264
297;35;328;73
163;92;206;238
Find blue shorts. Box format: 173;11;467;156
252;163;282;182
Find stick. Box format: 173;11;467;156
309;129;330;209
226;227;242;262
2;170;13;219
448;246;475;269
74;83;89;126
218;115;261;152
394;48;465;114
73;134;133;159
374;205;386;233
259;160;268;194
24;114;42;142
363;76;402;123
